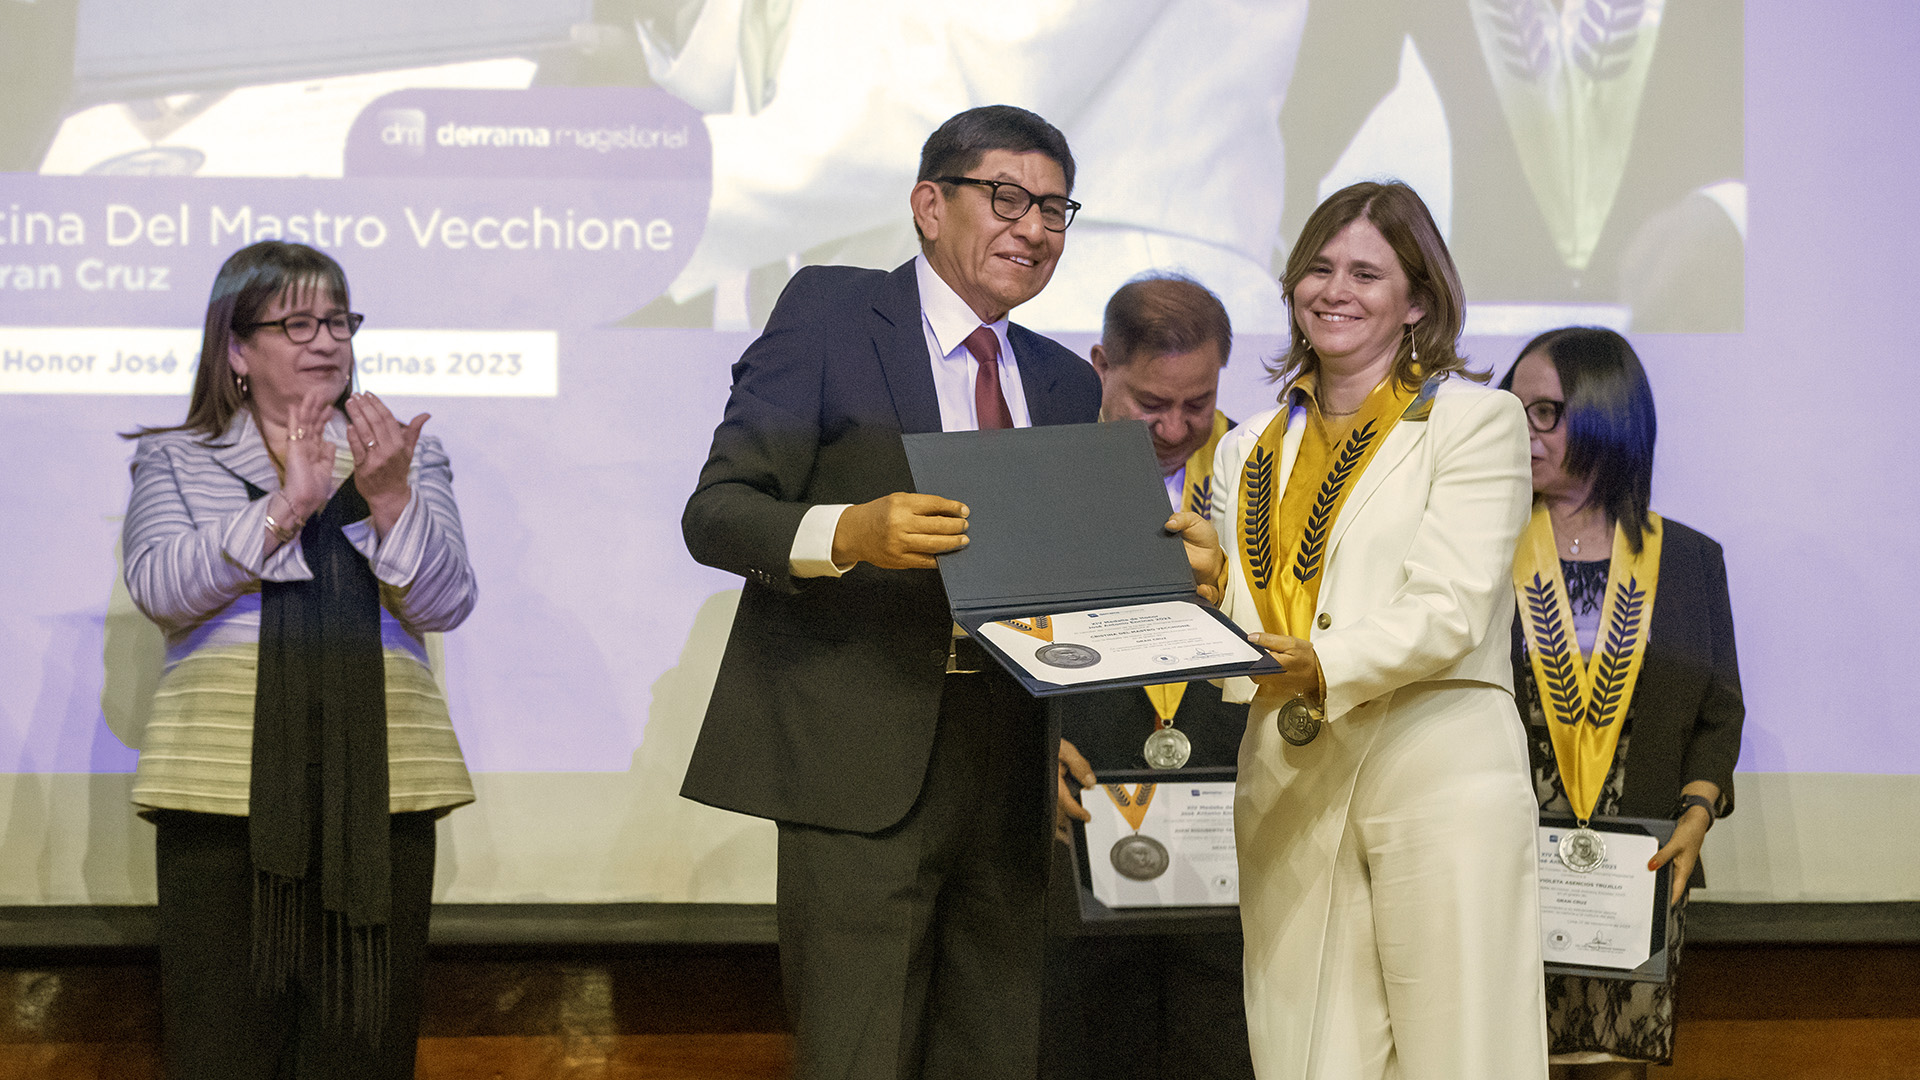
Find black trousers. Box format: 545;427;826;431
776;667;1056;1080
151;808;438;1080
1040;920;1256;1080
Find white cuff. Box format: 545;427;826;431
789;504;855;578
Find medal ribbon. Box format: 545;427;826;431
1143;411;1233;725
1239;377;1419;638
994;615;1053;642
1512;504;1663;823
1102;783;1157;831
1143;683;1187;728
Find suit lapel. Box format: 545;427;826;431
869;261;942;435
1009;324;1068;426
1323;410;1431;563
210;410;280;494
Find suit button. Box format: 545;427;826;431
1317;612;1332;630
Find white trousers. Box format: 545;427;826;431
1240;684;1549;1080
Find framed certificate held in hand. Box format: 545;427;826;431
1537;814;1677;983
903;421;1281;696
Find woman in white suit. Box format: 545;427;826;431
1176;182;1547;1079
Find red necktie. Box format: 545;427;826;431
964;325;1014;430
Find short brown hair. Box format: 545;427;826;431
1270;181;1480;390
1100;274;1231;368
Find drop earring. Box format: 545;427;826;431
234;372;249;397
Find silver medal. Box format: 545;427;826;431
1110;834;1171;881
1143;726;1192;769
1035;642;1101;669
1557;827;1607;874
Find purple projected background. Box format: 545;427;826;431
2;3;1917;789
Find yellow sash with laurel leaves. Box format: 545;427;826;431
1239;378;1422;639
1513;504;1663;824
1177;410;1233;521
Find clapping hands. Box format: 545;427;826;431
345;391;429;538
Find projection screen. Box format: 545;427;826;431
3;0;1916;913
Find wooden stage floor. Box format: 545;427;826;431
2;942;1917;1078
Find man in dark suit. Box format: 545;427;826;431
681;106;1101;1080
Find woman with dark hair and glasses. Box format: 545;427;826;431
121;240;476;1078
1500;327;1744;1078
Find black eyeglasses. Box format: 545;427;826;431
242;312;365;344
1523;399;1566;433
936;176;1081;232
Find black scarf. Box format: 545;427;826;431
247;474;392;1036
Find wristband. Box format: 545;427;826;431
1676;793;1716;823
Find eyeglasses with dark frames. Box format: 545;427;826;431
1523;398;1566;434
242;312;365;344
935;176;1082;232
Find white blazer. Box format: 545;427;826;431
1213;377;1531;719
1212;376;1541;1080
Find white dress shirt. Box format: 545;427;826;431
788;254;1033;577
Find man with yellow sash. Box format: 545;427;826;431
1042;275;1256;1080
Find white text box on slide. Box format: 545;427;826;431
0;327;558;397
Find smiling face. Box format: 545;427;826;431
1093;341;1224;475
1288;216;1424;379
1507;347;1588;501
912;148;1067;323
229;283;353;422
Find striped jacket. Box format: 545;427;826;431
121;409;477;815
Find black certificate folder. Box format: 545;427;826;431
902;421;1280;696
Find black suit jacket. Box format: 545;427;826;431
681;260;1102;833
1511;516;1746;824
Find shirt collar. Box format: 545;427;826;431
916;253;1010;361
1286;371;1321;413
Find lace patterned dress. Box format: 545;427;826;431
1518;558;1686;1065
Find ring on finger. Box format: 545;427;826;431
365;439;377;449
